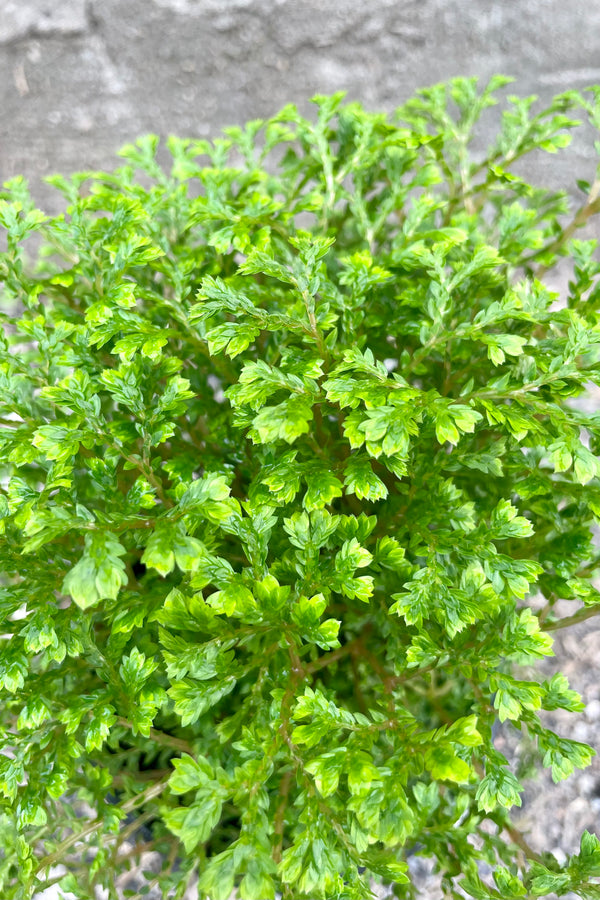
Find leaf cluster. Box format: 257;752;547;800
1;76;600;899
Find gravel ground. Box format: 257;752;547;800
511;615;600;862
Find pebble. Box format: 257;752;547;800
572;720;590;742
585;699;600;722
552;847;568;865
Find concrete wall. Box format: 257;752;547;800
1;0;600;209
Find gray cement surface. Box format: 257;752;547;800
2;1;600;209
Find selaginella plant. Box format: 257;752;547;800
2;75;600;900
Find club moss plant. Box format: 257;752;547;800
2;76;600;900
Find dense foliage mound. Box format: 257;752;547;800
2;76;600;900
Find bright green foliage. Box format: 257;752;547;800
2;77;600;900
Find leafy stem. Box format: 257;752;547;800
541;604;600;632
35;778;170;875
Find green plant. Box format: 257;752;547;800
2;74;600;900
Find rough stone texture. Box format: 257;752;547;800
0;0;88;44
2;0;600;210
498;609;600;849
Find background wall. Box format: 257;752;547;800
2;0;600;209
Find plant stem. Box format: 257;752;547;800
36;778;169;875
531;178;600;277
541;604;600;632
304;639;358;676
504;822;545;866
115;716;195;755
272;770;293;864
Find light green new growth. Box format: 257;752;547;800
1;75;600;899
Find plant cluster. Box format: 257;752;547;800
2;76;600;900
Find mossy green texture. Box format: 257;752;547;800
1;76;600;899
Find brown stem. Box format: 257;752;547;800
115;716;195;755
111;768;171;788
299;284;329;363
36;779;169;874
541;604;600;632
312;401;330;452
356;642;396;716
95;426;173;509
532;178;600;278
304;638;359;676
573;556;600;580
504;822;545;866
389;659;440;688
272;770;293;864
278;718;361;866
115;838;159;863
123;452;173;508
350;652;369;716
